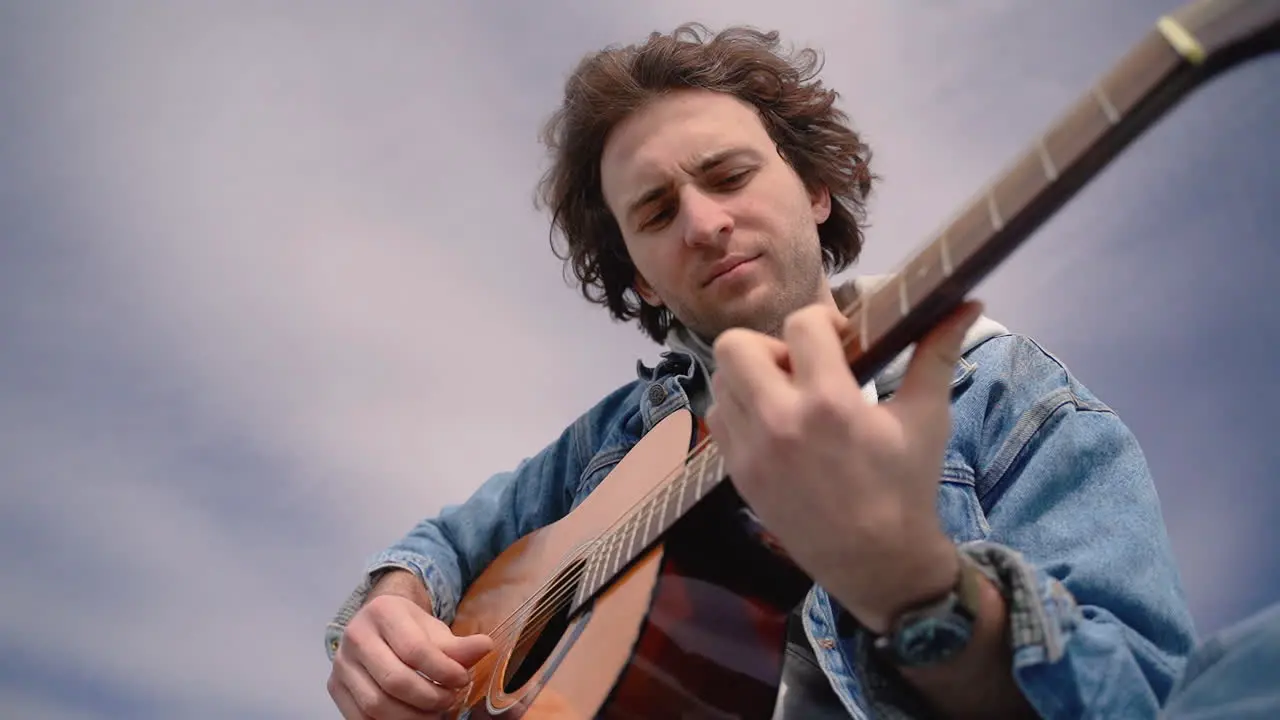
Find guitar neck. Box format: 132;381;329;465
573;0;1280;611
839;0;1280;384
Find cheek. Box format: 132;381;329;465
628;246;681;301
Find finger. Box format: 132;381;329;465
329;679;375;720
782;304;858;393
435;631;494;669
891;300;984;417
711;328;791;409
375;610;473;691
359;631;461;710
337;658;436;720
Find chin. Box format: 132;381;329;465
714;297;788;336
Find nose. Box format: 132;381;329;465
679;187;734;248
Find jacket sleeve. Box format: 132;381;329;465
846;334;1198;718
324;381;642;661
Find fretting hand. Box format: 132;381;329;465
705;300;984;633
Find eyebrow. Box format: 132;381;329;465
623;147;756;225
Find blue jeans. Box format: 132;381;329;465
1162;601;1280;719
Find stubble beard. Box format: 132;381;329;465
681;246;828;344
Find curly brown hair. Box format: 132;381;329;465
536;24;878;344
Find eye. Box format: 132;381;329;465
715;168;753;190
639;205;675;231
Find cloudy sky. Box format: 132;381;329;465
2;1;1277;718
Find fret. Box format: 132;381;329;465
1042;32;1182;179
897;274;909;316
692;450;710;502
1099;32;1183;118
605;526;622;580
599;534;616;591
1041;91;1113;194
583;547;603;600
1035;136;1059;180
641;490;657;547
991;150;1054;228
939;197;991;282
939;233;954;276
677;466;696;516
986;191;1005;231
1091;84;1121;123
863;280;904;352
669;471;689;524
583;544;601;599
624;508;640;560
656;480;674;536
689;466;703;508
614;515;629;571
901;241;947;318
713;452;725;483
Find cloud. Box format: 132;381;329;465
2;1;1277;718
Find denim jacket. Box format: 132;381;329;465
326;289;1196;718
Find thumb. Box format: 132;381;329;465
891;300;984;418
441;631;494;667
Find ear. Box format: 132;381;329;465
810;184;832;225
633;272;665;307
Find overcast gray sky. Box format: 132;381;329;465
2;1;1278;718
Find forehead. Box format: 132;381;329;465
600;90;772;201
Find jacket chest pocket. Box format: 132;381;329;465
936;463;990;543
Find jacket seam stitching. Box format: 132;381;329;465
980;387;1076;502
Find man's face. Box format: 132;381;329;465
599;89;834;342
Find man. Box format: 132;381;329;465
325;25;1196;719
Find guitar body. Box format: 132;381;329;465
447;408;811;719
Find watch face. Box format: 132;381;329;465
895;614;973;665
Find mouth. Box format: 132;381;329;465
702;254;760;287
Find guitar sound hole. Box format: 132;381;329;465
501;560;581;694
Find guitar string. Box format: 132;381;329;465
454;443;753;694
456;436;723;665
453;288;892;685
474;439;723;654
453;290;884;675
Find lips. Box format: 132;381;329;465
701;254;759;287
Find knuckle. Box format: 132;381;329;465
802;390;849;424
378;666;420;699
399;641;436;673
342;626;372;654
757;400;801;445
351;683;383;714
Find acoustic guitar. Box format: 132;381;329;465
441;1;1280;716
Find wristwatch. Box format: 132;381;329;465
872;551;984;667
